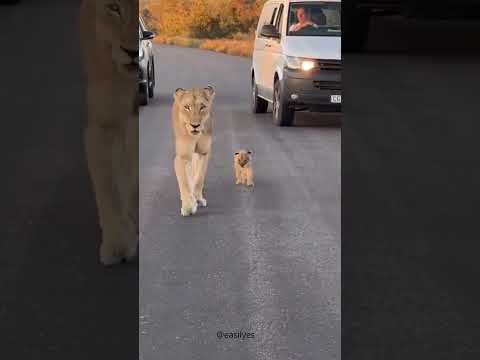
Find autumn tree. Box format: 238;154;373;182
150;0;269;38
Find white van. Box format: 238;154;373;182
251;0;341;126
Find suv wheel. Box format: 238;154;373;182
148;62;155;98
139;83;149;106
251;74;268;114
273;80;294;126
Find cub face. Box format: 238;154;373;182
234;150;252;167
94;0;138;78
174;86;215;136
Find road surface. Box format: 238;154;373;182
140;45;341;360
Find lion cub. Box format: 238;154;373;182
234;150;254;187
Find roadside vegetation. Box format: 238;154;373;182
140;0;267;57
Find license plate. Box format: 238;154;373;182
330;95;341;104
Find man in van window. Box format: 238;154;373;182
289;6;319;32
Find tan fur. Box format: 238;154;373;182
79;0;139;265
172;86;215;216
234;150;254;187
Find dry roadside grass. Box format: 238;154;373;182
200;39;253;57
154;35;254;58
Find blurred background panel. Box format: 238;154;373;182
0;1;138;359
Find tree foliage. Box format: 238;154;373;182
149;0;268;38
141;8;159;33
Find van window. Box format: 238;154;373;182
287;1;341;36
257;4;276;37
271;7;278;25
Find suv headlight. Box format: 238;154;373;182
285;56;316;71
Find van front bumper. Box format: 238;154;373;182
283;67;341;112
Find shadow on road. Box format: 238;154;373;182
295;111;342;127
255;109;342;127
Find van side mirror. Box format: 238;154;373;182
142;30;155;40
260;24;280;39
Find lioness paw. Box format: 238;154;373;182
180;204;197;216
197;197;207;207
194;192;207;207
100;240;137;266
181;198;198;216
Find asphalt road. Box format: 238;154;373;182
140;46;341;360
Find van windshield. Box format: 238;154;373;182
287;2;341;36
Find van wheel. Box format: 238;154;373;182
251;75;268;114
273;80;294;126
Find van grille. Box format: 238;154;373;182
316;59;342;71
313;80;341;90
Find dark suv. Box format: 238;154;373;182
139;17;156;106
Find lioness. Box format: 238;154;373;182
172;86;215;216
79;0;139;265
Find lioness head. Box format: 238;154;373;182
174;86;216;136
234;150;252;167
93;0;138;78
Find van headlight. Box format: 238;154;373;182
286;56;316;71
139;47;144;60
